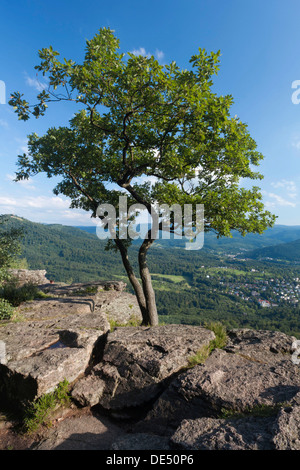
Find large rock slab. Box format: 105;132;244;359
37;280;142;325
0;313;110;403
272;392;300;450
39;280;127;297
18;298;94;321
71;324;215;410
0;279;140;405
8;269;50;287
136;329;300;436
170;391;300;451
171;415;277;450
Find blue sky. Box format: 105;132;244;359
1;0;300;226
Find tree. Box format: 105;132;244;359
0;216;22;286
9;28;276;326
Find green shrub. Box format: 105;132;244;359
23;379;71;434
204;321;228;349
0;298;15;320
0;282;49;307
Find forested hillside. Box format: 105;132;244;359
1;215;299;337
77;223;300;255
242;238;300;262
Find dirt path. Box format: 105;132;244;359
0;407;128;450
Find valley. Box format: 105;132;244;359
1;214;299;338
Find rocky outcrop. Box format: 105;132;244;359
71;325;215;409
1;276;300;450
134;329;300;437
8;269;50;287
0;279;141;405
170;391;300;450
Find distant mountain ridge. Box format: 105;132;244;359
242;237;300;262
76;223;300;255
1;215;300;282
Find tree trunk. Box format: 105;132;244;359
114;239;148;321
138;237;159;326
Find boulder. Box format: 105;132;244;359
0;313;109;403
71;324;215;409
170;415;277;450
135;329;300;435
170;391;300;451
0;279;141;405
272;392;300;450
8;269;50;287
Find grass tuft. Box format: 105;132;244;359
23;379;71;434
108;314;142;331
187;321;228;368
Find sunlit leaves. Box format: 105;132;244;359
10;27;276;238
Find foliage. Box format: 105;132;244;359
204;321;228;349
0;217;23;286
23;379;70;434
219;402;288;420
9;28;275;326
1;215;300;337
0;281;49;307
245;238;300;262
108;314;142;331
0;298;15;320
187;321;227;367
187;344;211;367
0;216;24;319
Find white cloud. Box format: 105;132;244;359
0;194;69;210
131;47;150;57
268;180;298;204
0;193;92;225
14;137;29;155
24;72;48;92
6;174;36;190
292;139;300;150
155;49;165;61
270;179;297;193
263;192;297;208
130;47;165;62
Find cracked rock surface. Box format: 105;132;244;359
0;281;140;403
71;324;215;409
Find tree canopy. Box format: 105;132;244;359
9;27;276;325
0;217;22;286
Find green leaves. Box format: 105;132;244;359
10;27;275;239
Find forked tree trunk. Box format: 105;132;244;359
138;237;158;326
114;238;158;326
114;239;148;323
